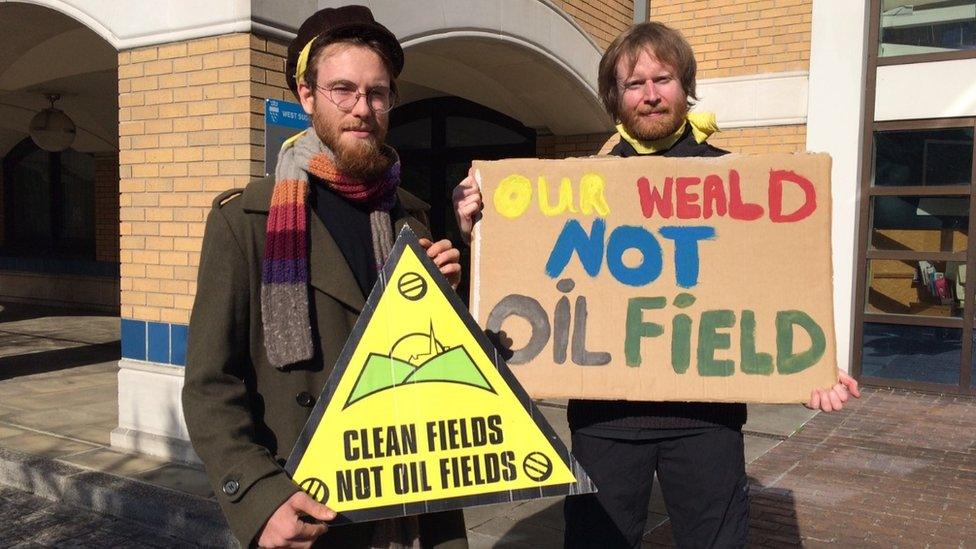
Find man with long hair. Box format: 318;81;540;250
453;21;858;549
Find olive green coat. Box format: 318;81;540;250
182;176;468;547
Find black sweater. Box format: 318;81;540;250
567;126;748;436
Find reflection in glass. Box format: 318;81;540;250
870;196;969;252
866;259;964;317
873;128;973;186
862;323;961;385
880;1;976;57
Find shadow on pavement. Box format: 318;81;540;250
494;474;801;547
640;476;800;546
0;302;110;323
0;342;120;381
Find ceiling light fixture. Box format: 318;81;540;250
29;93;76;152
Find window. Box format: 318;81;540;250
859;2;976;395
2;138;95;260
880;1;976;58
855;122;976;393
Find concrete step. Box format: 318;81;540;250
0;446;234;548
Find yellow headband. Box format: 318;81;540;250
295;37;317;86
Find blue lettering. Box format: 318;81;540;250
659;226;716;288
606;225;663;287
545;219;605;278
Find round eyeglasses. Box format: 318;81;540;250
315;83;396;114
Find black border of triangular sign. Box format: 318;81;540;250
285;226;596;524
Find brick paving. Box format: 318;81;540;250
644;387;976;547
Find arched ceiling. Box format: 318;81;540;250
0;2;117;156
398;36;609;135
256;0;612;135
0;0;612;157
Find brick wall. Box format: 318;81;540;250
650;0;812;79
558;0;634;49
536;125;808;158
118;33;291;324
94;153;119;263
536;133;617;158
707;124;806;153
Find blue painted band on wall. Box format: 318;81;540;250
120;319;188;366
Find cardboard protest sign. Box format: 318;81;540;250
470;153;837;404
286;227;596;523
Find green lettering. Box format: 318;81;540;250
671;314;692;373
740;310;773;375
697;310;735;377
625;297;666;367
776;310;826;374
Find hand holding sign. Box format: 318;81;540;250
452;166;483;245
256;491;335;549
806;371;860;412
419;238;461;290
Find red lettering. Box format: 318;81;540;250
702;174;728;219
769;170;816;223
727;170;764;221
637;176;673;218
675;177;702;218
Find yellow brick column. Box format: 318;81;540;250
94;152;120;263
114;32;292;460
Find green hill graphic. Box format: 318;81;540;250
345;346;494;408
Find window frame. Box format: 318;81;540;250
875;0;976;66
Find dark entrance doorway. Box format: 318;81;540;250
387;97;536;302
387;96;537;244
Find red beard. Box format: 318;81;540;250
620;101;688;141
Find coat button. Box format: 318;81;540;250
296;391;315;407
223;479;240;496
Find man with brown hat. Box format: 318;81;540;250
183;6;468;548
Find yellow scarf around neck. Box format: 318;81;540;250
616;112;719;154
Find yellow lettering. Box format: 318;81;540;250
579;173;611;216
494;175;533;218
537;177;578;217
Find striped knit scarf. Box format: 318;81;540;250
264;132;420;547
265;131;420;549
261;129;400;369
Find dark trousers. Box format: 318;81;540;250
563;428;748;549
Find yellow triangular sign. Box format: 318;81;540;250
286;226;596;523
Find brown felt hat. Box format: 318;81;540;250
285;5;403;99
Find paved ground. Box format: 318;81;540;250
646;388;976;547
0;484;186;548
2;301;975;547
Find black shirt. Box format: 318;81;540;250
310;177;381;298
